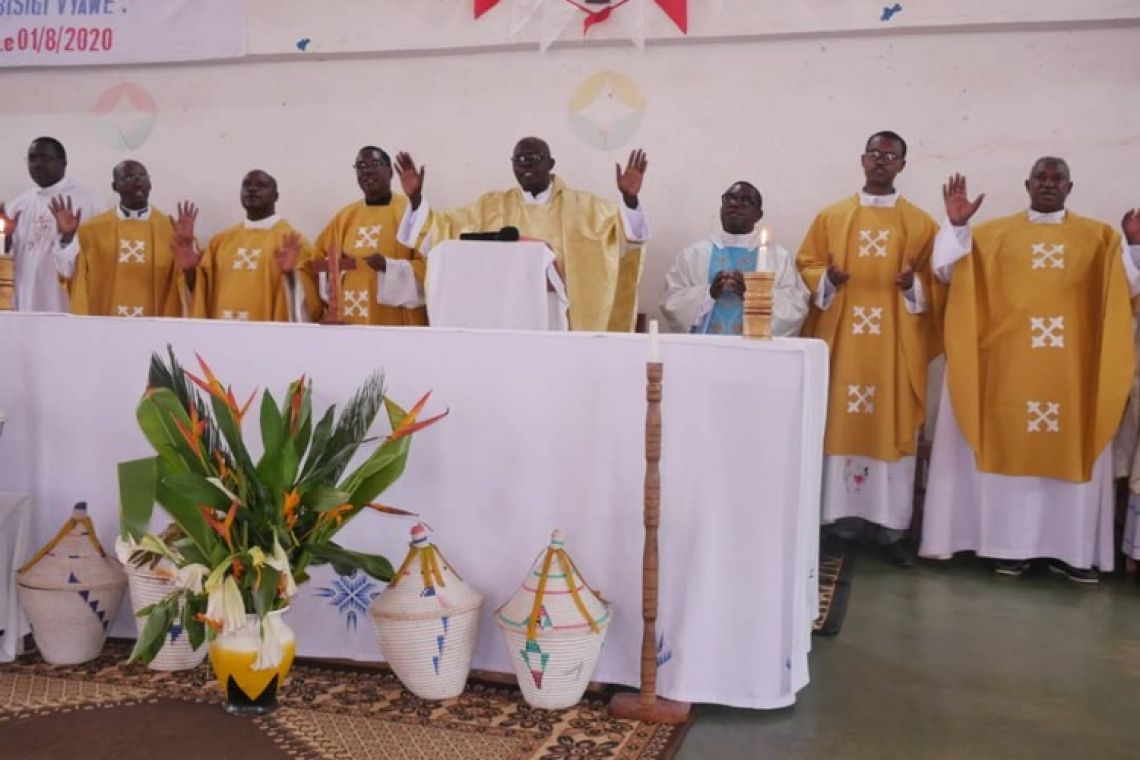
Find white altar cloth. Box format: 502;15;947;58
0;492;32;661
0;312;826;709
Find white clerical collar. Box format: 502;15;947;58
712;228;764;249
34;176;73;198
244;214;280;230
118;205;151;220
1027;208;1066;224
859;191;899;208
522;182;554;205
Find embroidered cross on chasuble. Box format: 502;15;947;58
938;211;1134;482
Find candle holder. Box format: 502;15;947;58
742;271;774;339
0;252;15;312
608;361;691;725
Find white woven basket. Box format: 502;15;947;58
496;530;611;710
499;626;609;710
369;524;483;700
17;504;127;665
125;565;208;671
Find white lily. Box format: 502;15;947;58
251;613;289;671
174;563;210;594
205;575;248;635
266;536;298;598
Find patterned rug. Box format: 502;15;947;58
0;641;691;759
813;543;855;637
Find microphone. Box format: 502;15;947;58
459;226;521;242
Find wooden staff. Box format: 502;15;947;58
609;360;690;724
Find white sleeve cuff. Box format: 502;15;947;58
1123;241;1140;298
377;259;425;308
397;199;431;249
53;238;79;279
932;220;971;284
814;274;836;310
619;203;649;244
903;276;926;314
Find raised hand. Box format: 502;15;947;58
274;231;303;274
896;257;916;291
615;148;648;206
171;201;202;271
942;173;985;226
1122;208;1140;245
48;196;82;240
395;151;425;208
826;253;850;287
173;201;198;246
0;202;23;240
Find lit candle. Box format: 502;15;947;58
648;319;660;363
0;218;6;255
757;226;769;270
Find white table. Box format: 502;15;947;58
0;491;32;661
0;312;827;708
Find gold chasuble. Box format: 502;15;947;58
192;220;320;322
797;195;938;461
421;176;644;332
940;212;1134;482
70;209;183;318
313;196;426;326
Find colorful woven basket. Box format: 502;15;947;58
17;503;127;665
496;530;611;709
369;524;483;700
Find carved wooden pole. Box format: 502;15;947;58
609;358;690;724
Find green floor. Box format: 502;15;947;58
678;555;1140;760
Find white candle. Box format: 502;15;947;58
648;319;660;363
757;226;769;270
0;218;6;255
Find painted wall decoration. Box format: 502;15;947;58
567;70;646;151
475;0;687;49
90;82;156;151
0;0;245;67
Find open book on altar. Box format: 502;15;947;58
424;240;569;330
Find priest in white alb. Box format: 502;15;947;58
661;181;808;336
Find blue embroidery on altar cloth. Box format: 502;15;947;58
316;571;381;632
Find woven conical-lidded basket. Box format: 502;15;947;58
496;530;611;709
369;524;483;700
17;503;127;664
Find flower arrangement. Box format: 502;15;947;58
118;348;445;669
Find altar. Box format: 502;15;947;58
0;312;826;709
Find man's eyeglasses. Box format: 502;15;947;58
721;192;760;208
864;149;903;163
511;153;549;166
353;160;389;171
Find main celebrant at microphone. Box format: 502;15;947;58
394;137;650;332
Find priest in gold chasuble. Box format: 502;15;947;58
797;131;938;566
395;138;649;332
312;146;427;327
63;160;195;318
920;160;1140;581
188;170;320;323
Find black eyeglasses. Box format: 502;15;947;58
353;160;390;170
864;149;903;163
511;153;549;166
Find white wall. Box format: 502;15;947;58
2;1;1139;328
